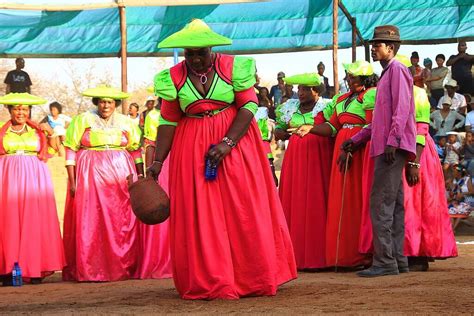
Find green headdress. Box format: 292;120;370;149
283;73;322;86
158;19;232;49
394;54;412;68
343;60;374;76
82;85;130;100
0;93;46;106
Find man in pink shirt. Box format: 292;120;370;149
343;25;417;277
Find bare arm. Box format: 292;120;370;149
147;124;176;179
66;165;76;196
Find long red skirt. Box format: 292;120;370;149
326;127;369;267
403;135;458;258
0;155;65;278
63;150;140;282
168;106;296;300
279;114;333;269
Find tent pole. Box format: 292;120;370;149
351;17;356;62
333;0;339;94
364;41;370;62
119;4;128;114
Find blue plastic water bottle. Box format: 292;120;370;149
205;145;217;181
12;262;22;287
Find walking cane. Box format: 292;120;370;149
335;151;352;272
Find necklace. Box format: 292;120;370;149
10;124;27;134
187;63;214;85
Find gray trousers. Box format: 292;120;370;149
370;150;408;269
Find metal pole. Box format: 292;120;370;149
119;4;128;114
333;0;339;94
351;17;357;62
173;48;179;65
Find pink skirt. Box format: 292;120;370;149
403;135;458;258
63;149;140;281
0;155;65;278
138;158;172;279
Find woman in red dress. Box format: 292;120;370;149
147;20;296;300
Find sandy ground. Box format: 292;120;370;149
1;153;472;314
0;238;472;314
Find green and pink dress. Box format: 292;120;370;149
0;120;65;279
277;98;335;269
63;110;143;281
154;53;296;300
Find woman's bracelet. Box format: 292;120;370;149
153;160;163;166
222;136;237;148
407;161;421;169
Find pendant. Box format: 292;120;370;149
200;74;208;85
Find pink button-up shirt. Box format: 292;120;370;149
352;59;417;159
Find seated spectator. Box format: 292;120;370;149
281;84;297;104
437;79;467;113
436;135;447;163
464;95;474;132
444;132;462;178
448;167;473;231
430;96;465;136
461;131;474;176
447;41;474;95
4;57;32;94
270;72;286;106
426;54;449;104
257;87;275;120
40;101;71;156
409;51;424;88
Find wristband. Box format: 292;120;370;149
407;161;421;169
222;136;237;148
153;160;163;166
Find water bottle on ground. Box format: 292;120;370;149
12;262;22;287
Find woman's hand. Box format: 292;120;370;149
288;124;313;137
68;178;76;197
337;151;352;173
274;128;290;141
405;165;420;186
206;142;232;166
146;161;163;181
39;123;54;136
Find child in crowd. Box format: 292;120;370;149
461;131;474;176
436;135;447;163
448;166;474;231
443;132;461;179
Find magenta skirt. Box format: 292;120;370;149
0;155;65;278
63;149;140;281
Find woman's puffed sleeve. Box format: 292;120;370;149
413;87;431;146
232;56;258;115
362;88;376;111
154;69;182;125
154;69;177;101
63;114;87;166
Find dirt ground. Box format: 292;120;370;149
1;156;472;314
0;237;472;314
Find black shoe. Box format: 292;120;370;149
398;266;409;273
408;263;429;272
357;266;399;278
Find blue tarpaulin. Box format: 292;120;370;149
0;0;472;57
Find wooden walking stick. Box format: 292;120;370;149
335;151;352;272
